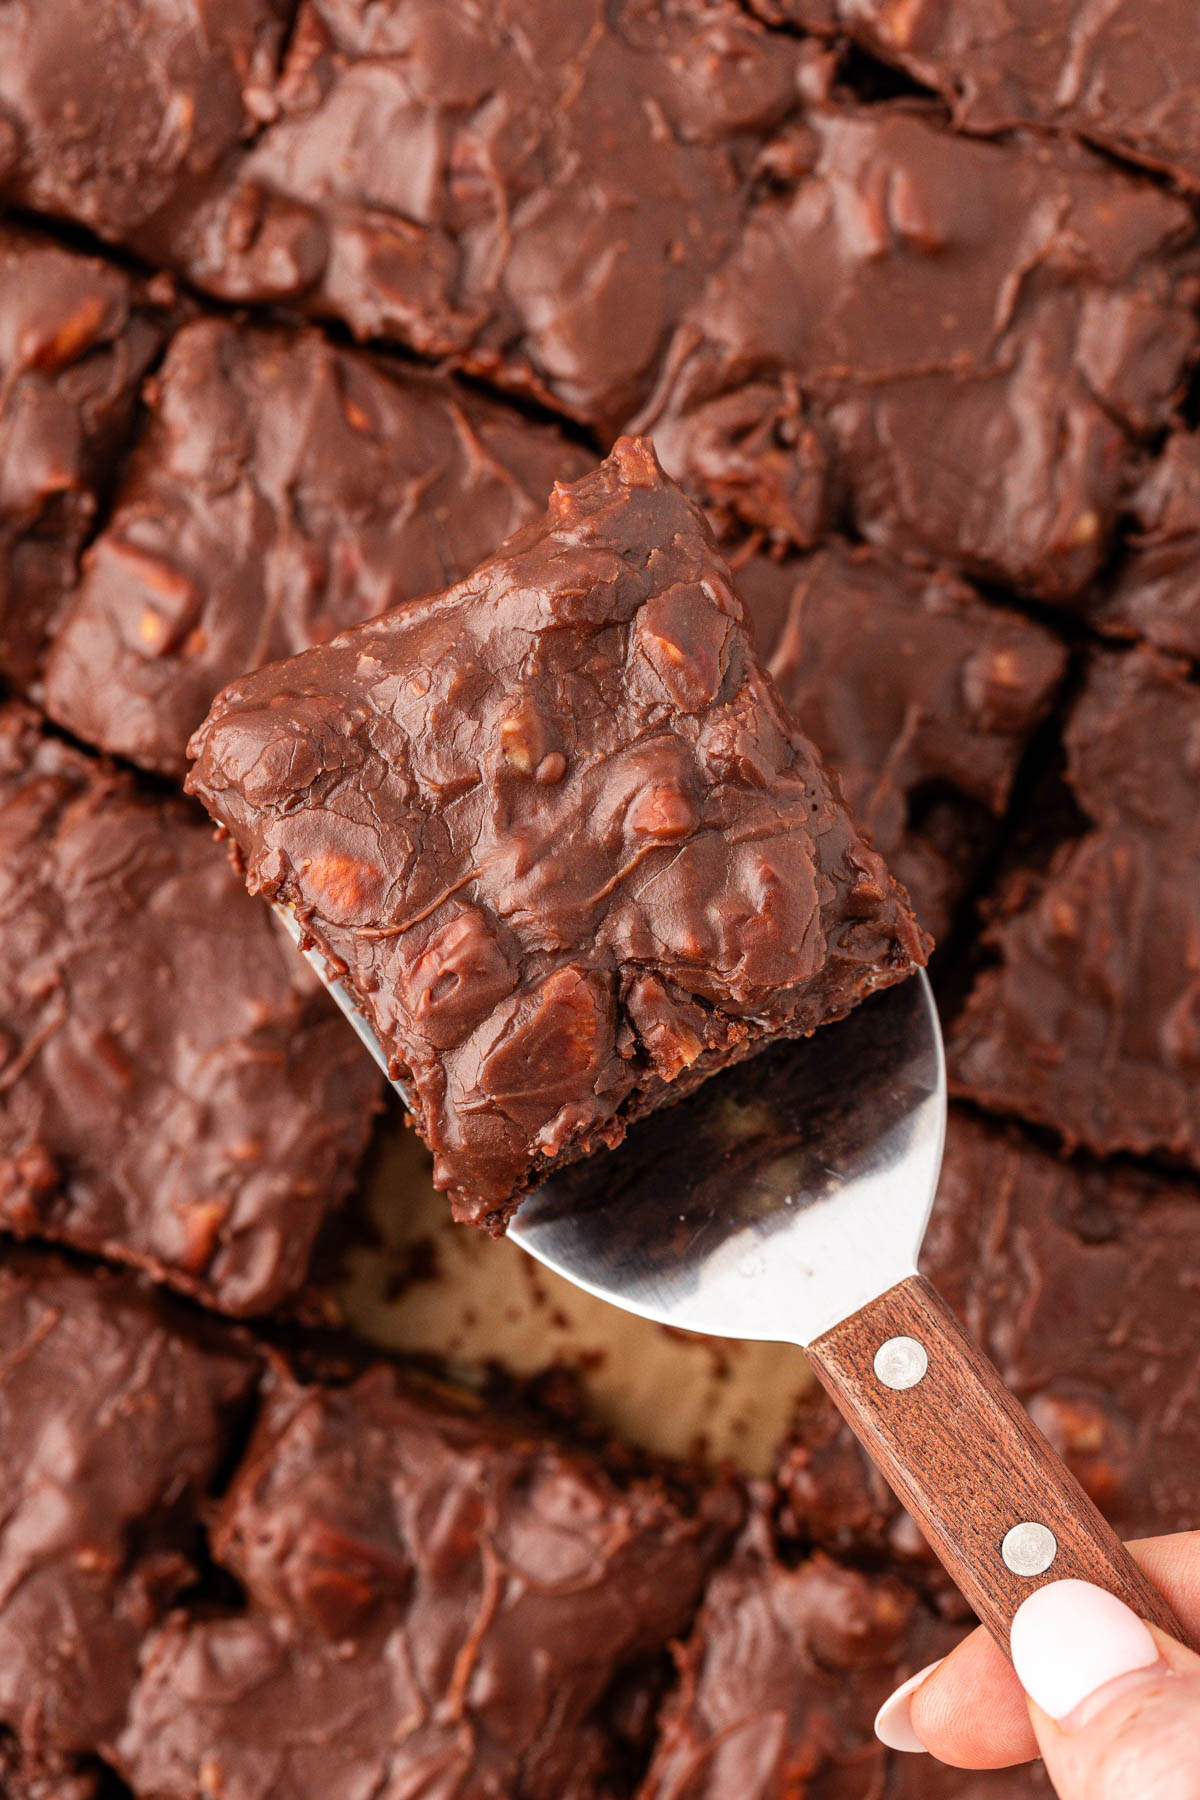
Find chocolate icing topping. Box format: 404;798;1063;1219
639;1522;1051;1798
117;1361;741;1800
738;544;1066;939
0;705;381;1314
188;440;926;1224
781;0;1200;192
640;95;1199;597
5;2;1194;618
950;647;1200;1169
43;318;593;777
0;225;167;691
0;0;291;241
1;0;808;437
1094;432;1200;662
0;1251;254;1764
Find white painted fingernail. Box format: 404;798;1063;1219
1010;1580;1161;1725
874;1658;943;1753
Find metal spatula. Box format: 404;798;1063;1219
279;904;1183;1652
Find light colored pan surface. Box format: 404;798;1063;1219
334;1112;814;1475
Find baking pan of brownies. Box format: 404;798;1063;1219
1;2;1198;1794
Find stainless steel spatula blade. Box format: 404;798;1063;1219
511;971;945;1346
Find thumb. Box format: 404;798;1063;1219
1011;1579;1200;1800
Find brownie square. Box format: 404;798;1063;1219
0;1251;254;1765
639;1522;1051;1798
784;0;1200;193
949;647;1200;1168
1093;432;1200;662
780;1108;1200;1581
0;0;290;244
188;440;927;1227
0;706;381;1315
738;544;1066;940
42;319;593;777
640;88;1199;598
0;226;167;690
116;1361;741;1800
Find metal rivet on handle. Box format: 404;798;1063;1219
873;1335;928;1391
1002;1522;1058;1578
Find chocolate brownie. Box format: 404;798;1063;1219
1093;433;1200;662
638;1525;1051;1798
781;1108;1200;1581
188;440;927;1227
0;227;167;691
42;319;594;778
778;0;1200;193
639;91;1200;598
0;0;290;243
950;648;1200;1168
0;1251;254;1766
116;1361;741;1800
0;706;381;1315
738;545;1066;939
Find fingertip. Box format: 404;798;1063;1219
909;1625;1040;1769
874;1659;941;1753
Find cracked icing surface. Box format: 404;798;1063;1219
640;96;1200;598
117;1362;740;1800
781;1109;1200;1588
639;1520;1051;1798
42;318;593;778
0;225;167;691
0;1251;253;1765
188;440;926;1224
738;544;1066;940
777;0;1200;192
0;706;381;1314
950;647;1200;1169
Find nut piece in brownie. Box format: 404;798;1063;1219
117;1361;741;1800
188;439;927;1227
950;648;1200;1168
42;319;594;777
781;0;1200;194
125;0;807;435
738;545;1066;940
0;706;381;1315
1092;433;1200;662
0;1251;254;1766
638;1520;1051;1798
0;226;167;690
0;0;290;244
781;1109;1200;1582
640;91;1199;598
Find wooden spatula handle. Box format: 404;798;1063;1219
807;1273;1189;1651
